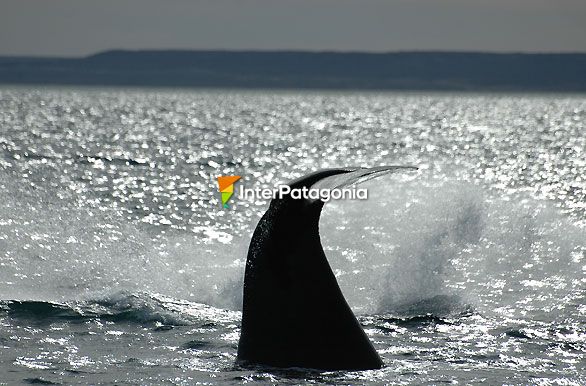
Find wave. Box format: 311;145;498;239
379;294;474;319
0;291;240;326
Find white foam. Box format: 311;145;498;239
320;176;585;317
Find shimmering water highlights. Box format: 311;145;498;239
0;87;584;385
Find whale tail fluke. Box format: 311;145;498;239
237;166;417;370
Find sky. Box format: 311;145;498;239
1;0;585;57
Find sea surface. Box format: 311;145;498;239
0;87;585;385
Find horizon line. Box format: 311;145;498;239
2;48;586;60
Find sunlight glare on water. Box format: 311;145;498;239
0;88;584;384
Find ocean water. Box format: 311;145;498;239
0;87;585;385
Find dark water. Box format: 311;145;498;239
0;88;585;384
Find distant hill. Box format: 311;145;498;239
0;50;585;91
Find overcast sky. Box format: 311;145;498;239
1;0;585;57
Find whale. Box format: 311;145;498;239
237;166;417;370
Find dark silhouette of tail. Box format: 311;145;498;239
237;167;416;370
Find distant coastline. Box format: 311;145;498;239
1;50;585;92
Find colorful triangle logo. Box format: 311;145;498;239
217;176;241;208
